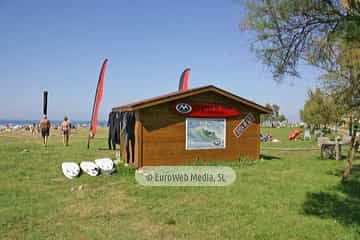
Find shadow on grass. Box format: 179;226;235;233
326;165;360;178
303;190;360;226
260;154;281;161
303;164;360;226
97;147;114;151
314;155;346;161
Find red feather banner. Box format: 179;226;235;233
178;68;191;91
88;59;108;148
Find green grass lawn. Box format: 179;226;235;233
261;127;319;148
1;127;360;239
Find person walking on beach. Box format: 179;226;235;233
39;115;51;147
30;123;36;136
60;116;70;146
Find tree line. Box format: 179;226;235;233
261;103;287;126
242;0;359;182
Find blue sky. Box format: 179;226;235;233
0;0;320;122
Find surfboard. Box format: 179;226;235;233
288;129;303;141
61;162;81;179
94;158;115;175
80;161;100;176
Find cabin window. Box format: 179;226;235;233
185;118;226;150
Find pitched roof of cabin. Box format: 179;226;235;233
112;85;272;113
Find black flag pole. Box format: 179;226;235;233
43;90;48;116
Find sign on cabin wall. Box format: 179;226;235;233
186;118;226;150
172;102;240;118
233;112;256;138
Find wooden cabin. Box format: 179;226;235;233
112;85;271;168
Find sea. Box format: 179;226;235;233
0;119;107;127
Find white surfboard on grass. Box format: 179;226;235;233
61;162;81;179
94;158;116;175
80;161;100;176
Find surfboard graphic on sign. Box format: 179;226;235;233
172;102;240;118
233;112;256;138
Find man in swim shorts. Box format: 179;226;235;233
39;115;51;147
61;116;70;146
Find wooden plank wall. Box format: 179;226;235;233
134;111;143;167
137;91;261;167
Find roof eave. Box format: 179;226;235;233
112;85;272;114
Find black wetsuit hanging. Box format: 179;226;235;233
107;112;114;150
107;111;122;150
114;112;122;144
122;111;135;164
